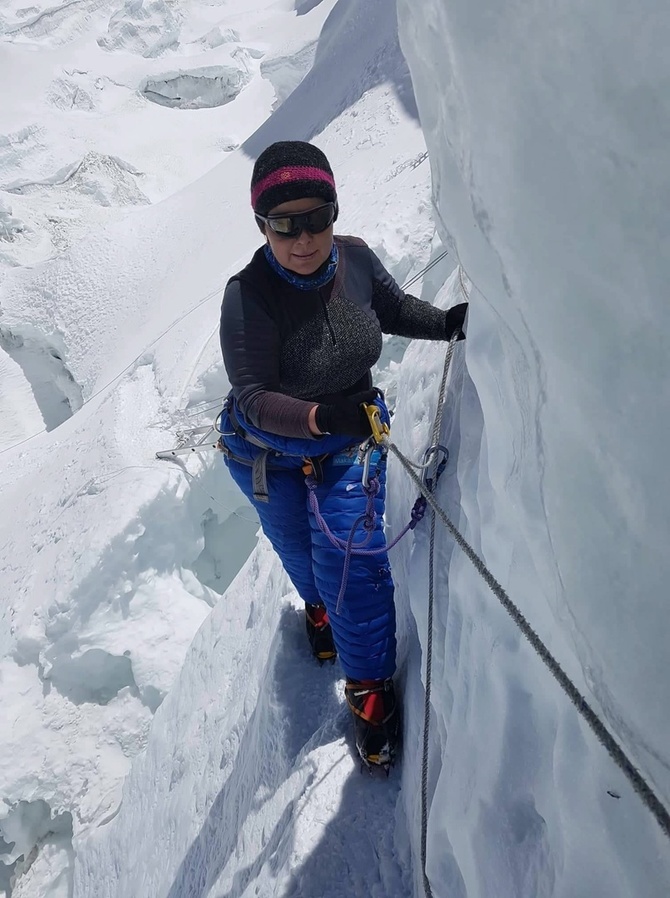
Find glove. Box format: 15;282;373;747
315;389;379;437
445;302;468;341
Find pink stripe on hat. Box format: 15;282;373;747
251;166;336;207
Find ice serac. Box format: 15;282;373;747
0;347;45;449
397;0;670;895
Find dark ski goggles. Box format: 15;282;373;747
255;202;336;238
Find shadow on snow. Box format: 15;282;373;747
165;603;407;898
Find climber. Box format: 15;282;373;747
218;140;467;768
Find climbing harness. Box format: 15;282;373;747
303;379;451;619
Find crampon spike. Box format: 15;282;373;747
357;744;395;775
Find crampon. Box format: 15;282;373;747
345;677;400;774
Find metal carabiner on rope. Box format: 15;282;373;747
355;403;390;489
355;438;378;490
420;444;449;488
360;441;375;489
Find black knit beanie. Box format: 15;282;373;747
250;141;337;216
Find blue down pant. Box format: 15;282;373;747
219;401;396;681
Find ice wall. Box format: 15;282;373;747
396;1;670;896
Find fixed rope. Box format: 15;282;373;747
403;249;450;291
391;429;670;844
418;327;460;898
381;298;670;888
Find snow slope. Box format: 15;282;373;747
2;0;670;896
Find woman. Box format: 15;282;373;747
219;140;467;769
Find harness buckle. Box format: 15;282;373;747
302;455;326;482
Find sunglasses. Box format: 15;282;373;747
255;202;336;238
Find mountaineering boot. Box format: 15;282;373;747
305;603;337;663
345;677;400;771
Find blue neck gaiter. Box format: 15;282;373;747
264;243;338;291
